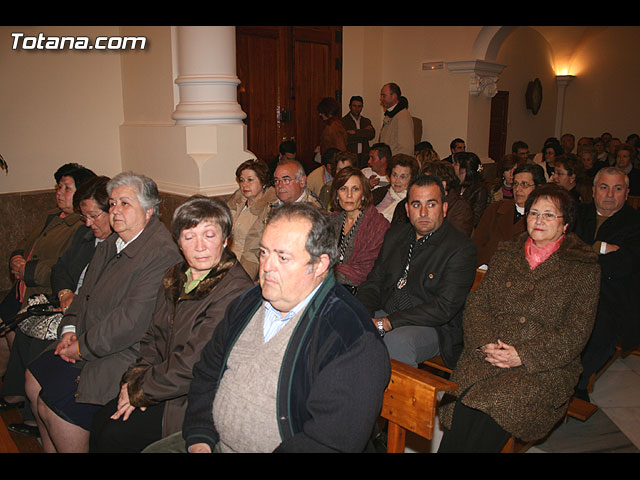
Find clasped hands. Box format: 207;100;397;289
54;331;82;363
477;339;522;368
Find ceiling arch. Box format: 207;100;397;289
474;26;611;75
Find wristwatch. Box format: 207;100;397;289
376;320;386;337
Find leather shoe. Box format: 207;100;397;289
0;398;25;410
7;422;39;437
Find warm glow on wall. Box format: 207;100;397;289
555;58;585;77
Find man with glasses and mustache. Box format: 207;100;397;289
270;159;323;209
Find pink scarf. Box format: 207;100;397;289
525;235;564;270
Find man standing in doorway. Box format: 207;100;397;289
378;83;414;157
343;96;376;168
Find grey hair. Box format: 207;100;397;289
107;171;161;216
593;166;630;188
266;202;338;268
276;159;306;181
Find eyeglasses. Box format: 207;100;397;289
527;211;564;221
513;181;534;188
274;177;293;185
81;211;106;223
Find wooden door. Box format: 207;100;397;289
488;90;509;171
236;26;342;173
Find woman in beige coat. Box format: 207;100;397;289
439;183;601;452
226;159;277;280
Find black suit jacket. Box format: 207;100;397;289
574;203;640;349
356;220;477;367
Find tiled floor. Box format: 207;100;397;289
405;354;640;453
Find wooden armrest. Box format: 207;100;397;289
423;355;453;375
380;359;457;452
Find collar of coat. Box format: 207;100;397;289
500;231;598;266
229;186;277;216
384;96;408;118
163;248;238;303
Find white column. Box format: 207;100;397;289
172;26;246;125
554;75;575;139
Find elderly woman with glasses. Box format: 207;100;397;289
24;171;182;453
439;183;601;452
89;196;253;452
0;175;110;437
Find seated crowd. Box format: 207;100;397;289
0;127;638;454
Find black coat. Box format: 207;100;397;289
356;220;477;367
50;225;98;297
574;203;640;350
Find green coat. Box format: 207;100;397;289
439;232;601;442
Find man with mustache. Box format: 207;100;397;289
356;174;477;370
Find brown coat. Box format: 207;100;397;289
58;216;182;405
14;209;83;305
319;116;347;154
472;199;526;267
226;187;277;280
122;251;253;437
439;233;601;442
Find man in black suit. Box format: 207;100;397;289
356;174;477;368
342;96;375;168
574;166;640;399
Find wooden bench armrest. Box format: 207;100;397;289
380;359;457;452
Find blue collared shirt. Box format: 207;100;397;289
262;283;322;342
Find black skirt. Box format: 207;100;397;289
28;348;101;431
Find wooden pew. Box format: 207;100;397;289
379;359;457;453
626;195;640;210
0;417;19;453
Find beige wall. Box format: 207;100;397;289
0;26;124;194
119;26;176;125
495;26;558;156
562;26;640;142
342;26;485;159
